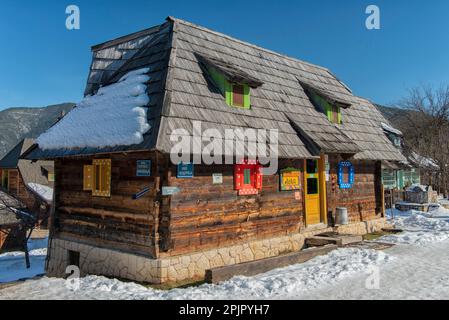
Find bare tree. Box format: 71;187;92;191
398;85;449;196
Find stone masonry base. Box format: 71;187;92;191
47;218;390;284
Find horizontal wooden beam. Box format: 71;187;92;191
205;244;337;284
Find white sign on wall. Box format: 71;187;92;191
212;173;223;184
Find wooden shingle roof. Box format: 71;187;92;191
24;17;405;162
0;139;54;188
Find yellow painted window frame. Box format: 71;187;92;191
47;173;55;182
83;159;111;197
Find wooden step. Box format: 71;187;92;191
306;233;363;247
205;244;338;284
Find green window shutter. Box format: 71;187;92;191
337;106;342;124
325;103;332;122
225;81;233;106
243;84;251;109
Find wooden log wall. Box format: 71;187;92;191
53;151;164;257
326;155;381;223
161;159;304;256
7;169;20;196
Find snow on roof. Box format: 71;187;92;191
381;122;403;136
409;151;440;170
27;183;53;202
36;68;151;150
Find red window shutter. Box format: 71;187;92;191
235;162;263;194
255;165;263;190
232;85;244;107
234;165;243;190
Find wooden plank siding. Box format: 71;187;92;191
326;155;381;223
53;151;164;257
161;159;304;256
52;152;383;259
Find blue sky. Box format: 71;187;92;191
1;0;448;110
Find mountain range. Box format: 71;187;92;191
0;103;75;159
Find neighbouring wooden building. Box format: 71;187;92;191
0;139;54;227
0;190;26;252
23;17;405;284
378;120;439;190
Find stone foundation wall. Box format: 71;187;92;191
47;218;390;284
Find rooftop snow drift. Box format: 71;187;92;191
36;68;151;150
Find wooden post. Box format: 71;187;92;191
45;159;58;272
390;189;394;221
153;201;160;259
318;154;328;225
381;185;385;218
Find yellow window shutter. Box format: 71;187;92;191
83;165;93;191
101;159;111;197
92;159;111;197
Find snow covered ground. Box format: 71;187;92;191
1;209;449;300
0;238;47;283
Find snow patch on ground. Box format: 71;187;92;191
27;183;53;202
0;248;389;300
36;68;151;150
0;238;47;283
4;209;449;299
380;209;449;245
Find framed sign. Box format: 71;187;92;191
212;173;223;184
280;168;301;191
136;160;152;177
177;162;194;178
338;161;355;189
162;186;181;196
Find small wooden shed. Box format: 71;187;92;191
0;139;54;227
23;17;405;284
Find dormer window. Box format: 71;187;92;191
197;54;263;111
310;93;342;124
298;79;352;125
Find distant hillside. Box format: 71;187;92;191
376;104;417;132
0;103;75;159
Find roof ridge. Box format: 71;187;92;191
91;21;168;52
166;16;331;74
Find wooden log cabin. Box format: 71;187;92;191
23;17;405;284
0;139;54;228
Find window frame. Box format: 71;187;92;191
83;159;111;197
234;160;262;195
207;66;251;109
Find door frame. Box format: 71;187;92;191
303;154;328;227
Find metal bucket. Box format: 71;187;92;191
336;207;349;225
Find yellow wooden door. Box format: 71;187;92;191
305;159;321;226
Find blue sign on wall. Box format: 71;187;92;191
136;160;152;177
338;161;355;189
177;162;194;178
